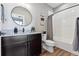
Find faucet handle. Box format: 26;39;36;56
22;28;25;32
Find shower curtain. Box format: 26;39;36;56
73;17;79;51
47;15;53;40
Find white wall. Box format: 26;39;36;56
48;10;53;16
1;3;53;33
53;4;79;55
0;4;1;56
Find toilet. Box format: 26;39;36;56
42;33;55;53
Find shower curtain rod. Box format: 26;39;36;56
50;4;79;16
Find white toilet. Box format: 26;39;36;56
42;33;55;53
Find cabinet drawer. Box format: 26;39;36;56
2;35;27;46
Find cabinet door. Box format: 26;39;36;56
2;42;26;56
1;36;27;56
12;43;26;56
27;34;41;56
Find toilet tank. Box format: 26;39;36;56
42;34;47;41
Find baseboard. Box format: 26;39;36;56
54;40;79;55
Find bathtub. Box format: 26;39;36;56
53;36;79;55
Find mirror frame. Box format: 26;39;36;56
11;6;32;26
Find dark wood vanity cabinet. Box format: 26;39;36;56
1;33;42;56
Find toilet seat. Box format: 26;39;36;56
45;40;55;46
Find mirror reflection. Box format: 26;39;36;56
11;6;32;26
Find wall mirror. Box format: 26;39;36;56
11;6;32;26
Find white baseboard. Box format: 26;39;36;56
54;40;79;55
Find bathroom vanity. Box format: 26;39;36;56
0;4;42;56
1;32;42;56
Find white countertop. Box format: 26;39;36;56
1;32;42;37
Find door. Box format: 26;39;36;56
2;43;26;56
1;36;27;56
27;34;41;56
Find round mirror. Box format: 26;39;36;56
11;6;32;26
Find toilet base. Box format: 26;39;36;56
42;43;54;53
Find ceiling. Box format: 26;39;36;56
47;3;64;9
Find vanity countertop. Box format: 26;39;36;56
1;32;42;37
